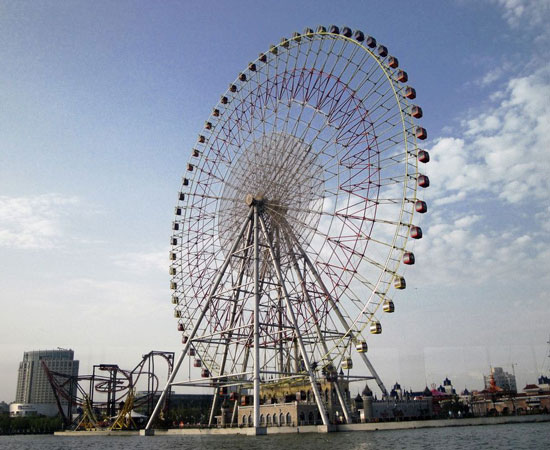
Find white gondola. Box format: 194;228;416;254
356;341;368;353
383;300;395;313
370;321;382;334
394;276;406;289
342;358;353;370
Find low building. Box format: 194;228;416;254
470;382;550;416
237;377;352;426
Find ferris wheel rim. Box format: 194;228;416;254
169;26;428;375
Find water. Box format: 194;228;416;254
1;421;549;450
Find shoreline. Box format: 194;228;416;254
53;414;550;436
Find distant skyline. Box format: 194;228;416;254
1;0;549;402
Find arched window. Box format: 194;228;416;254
242;415;247;425
308;411;314;424
266;414;272;425
260;414;265;425
248;414;252;426
273;413;278;425
286;412;291;425
299;412;305;424
279;412;284;425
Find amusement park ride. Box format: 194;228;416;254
42;351;174;430
144;24;431;433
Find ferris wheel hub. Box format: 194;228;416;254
245;194;265;206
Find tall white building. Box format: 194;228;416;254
10;349;79;417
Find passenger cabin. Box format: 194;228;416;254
356;341;368;353
342;358;353;370
415;127;427;140
418;150;430;163
370;322;382;334
418;175;430;188
383;300;395;313
403;252;415;265
404;86;416;99
410;105;423;118
415;200;428;213
410;226;423;239
394;276;406;289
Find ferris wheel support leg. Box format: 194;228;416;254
283;222;389;397
253;204;262;430
286;240;352;424
145;210;254;432
259;214;331;428
208;221;253;427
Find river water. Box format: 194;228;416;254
1;421;549;449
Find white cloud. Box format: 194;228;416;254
493;0;550;28
0;193;80;249
413;209;549;287
428;65;550;205
112;250;168;273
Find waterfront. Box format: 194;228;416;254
1;421;549;449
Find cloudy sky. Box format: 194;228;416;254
1;0;549;401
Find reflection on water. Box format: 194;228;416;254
1;421;549;450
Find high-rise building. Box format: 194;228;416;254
483;366;517;393
10;349;79;417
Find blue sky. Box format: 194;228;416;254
1;0;549;401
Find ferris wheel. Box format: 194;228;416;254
148;25;429;430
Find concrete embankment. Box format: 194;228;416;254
54;414;550;437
